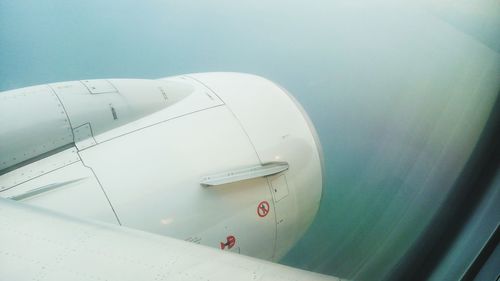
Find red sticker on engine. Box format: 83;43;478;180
220;235;236;250
257;200;270;217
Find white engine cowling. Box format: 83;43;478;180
0;72;323;261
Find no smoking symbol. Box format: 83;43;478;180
257;201;270;217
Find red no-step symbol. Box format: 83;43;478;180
220;235;236;250
257;200;270;217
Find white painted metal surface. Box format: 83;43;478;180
79;105;278;259
186;73;324;259
0;158;118;225
0;199;339;281
0;146;80;190
50;79;192;147
200;162;289;186
0;85;73;171
0;73;324;264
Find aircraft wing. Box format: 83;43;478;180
0;198;339;281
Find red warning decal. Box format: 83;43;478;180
220;235;236;250
257;200;270;217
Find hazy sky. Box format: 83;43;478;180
1;1;499;280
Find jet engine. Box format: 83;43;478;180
0;72;323;261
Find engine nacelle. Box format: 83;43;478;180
0;73;323;261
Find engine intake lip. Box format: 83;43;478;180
273;83;325;204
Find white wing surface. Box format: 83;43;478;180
0;198;339;281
